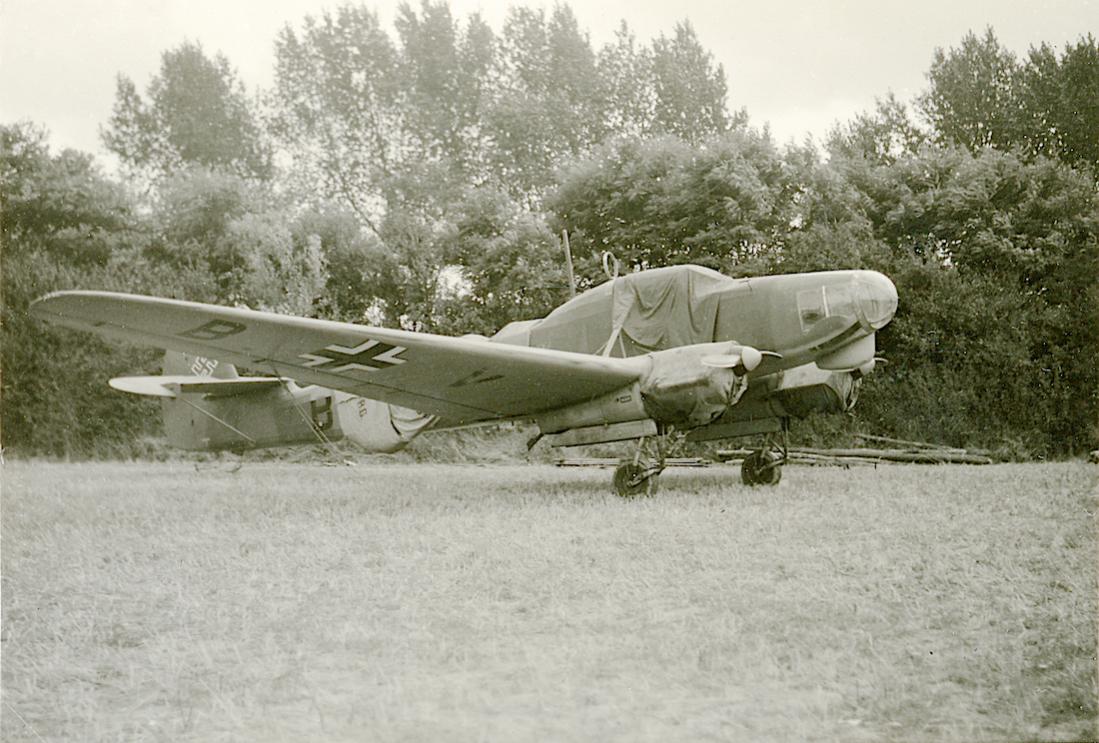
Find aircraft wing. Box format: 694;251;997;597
31;291;645;423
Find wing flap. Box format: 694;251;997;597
33;291;644;422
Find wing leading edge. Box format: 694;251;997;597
31;291;645;423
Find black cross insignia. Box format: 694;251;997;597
299;339;407;373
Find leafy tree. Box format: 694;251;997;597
771;141;891;273
596;23;654;139
1020;35;1099;168
362;210;455;330
548;130;794;275
485;4;605;200
2;122;134;265
648;22;732;141
103;41;271;182
219;211;327;315
146;166;332;313
292;205;379;322
147;165;264;303
1;127;218;456
154;166;261;249
2;241;224;458
271;2;742;214
918;28;1024;151
917;29;1098;172
442;188;567;334
832;146;1099;453
395;1;494;173
826;93;928;163
857;264;1049;453
272;4;440;227
272;2;708;328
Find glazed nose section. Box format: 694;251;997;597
856;271;898;329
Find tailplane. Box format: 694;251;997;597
162;351;239;379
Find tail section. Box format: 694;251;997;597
111;352;433;453
159;379;340;451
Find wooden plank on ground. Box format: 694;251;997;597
555;457;711;468
715;447;992;465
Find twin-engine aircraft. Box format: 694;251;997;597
31;264;898;496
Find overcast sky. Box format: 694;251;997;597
1;0;1095;170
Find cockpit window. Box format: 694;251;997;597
826;284;856;318
798;284;858;331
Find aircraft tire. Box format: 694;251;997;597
741;451;782;486
757;460;782;486
614;462;658;498
740;456;758;485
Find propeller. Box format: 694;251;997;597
701;346;782;374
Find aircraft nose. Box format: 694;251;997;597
856;271;898;329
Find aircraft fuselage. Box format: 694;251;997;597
493;265;898;377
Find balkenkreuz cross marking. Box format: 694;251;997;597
299;339;407;373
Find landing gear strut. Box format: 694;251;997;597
741;419;789;487
613;433;681;498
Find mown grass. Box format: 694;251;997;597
2;462;1095;742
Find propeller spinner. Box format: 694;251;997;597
700;346;781;374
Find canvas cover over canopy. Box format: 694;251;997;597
609;265;733;351
523;265;739;356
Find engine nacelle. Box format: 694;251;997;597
638;341;751;427
534;341;759;436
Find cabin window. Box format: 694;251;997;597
798;288;826;329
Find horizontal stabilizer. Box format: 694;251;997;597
109;375;287;398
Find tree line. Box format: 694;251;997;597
2;3;1096;458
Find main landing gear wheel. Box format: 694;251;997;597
613;462;659;498
741;420;789;487
611;432;683;497
741;450;782;486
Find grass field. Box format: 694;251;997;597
2;461;1095;742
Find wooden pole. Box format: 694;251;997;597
853;433;961;451
562;229;576;298
715;447;993;465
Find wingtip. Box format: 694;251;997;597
29;290;125;327
30;289;122;317
29;290;80;321
28;291;62;320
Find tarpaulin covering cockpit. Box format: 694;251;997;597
608;265;732;352
523;265;739;356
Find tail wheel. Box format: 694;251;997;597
741;451;782;486
613;462;659;498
